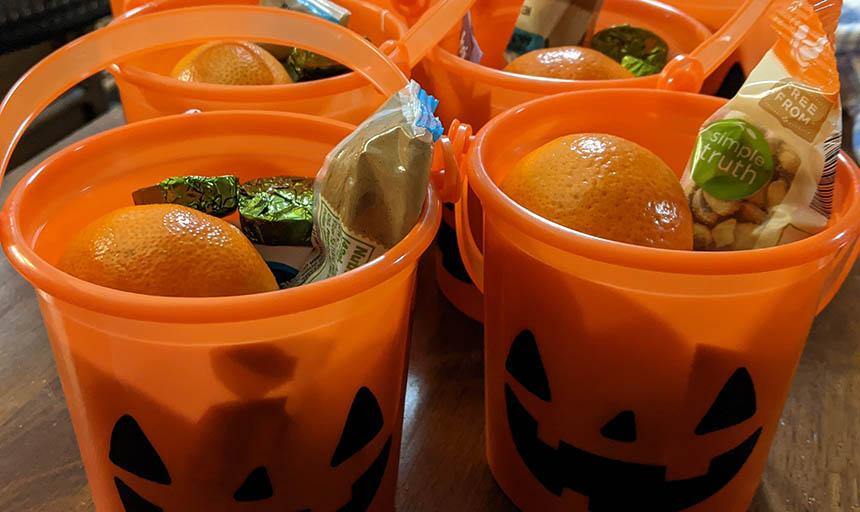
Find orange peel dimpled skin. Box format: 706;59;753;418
501;134;694;250
503;46;635;80
57;204;279;297
170;41;292;85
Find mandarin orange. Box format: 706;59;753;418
501;134;693;250
57;205;279;296
171;41;291;85
504;46;634;80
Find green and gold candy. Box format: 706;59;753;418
590;24;668;77
239;176;315;246
132;175;239;217
286;48;350;82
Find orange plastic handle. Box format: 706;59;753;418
454;170;484;293
0;5;409;184
391;0;430;23
394;0;477;69
658;0;772;92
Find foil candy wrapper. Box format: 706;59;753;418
286;48;350;81
258;0;350;66
132;175;239;217
292;80;443;285
239;177;315;246
590;24;668;76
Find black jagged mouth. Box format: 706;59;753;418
115;435;393;512
505;384;762;512
335;435;393;512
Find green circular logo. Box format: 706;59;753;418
690;119;773;200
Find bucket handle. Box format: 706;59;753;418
658;0;772;92
454;159;484;293
384;0;477;71
0;5;410;184
391;0;430;25
118;0;477;74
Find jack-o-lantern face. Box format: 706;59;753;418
108;387;392;511
504;330;762;512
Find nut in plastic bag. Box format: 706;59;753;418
681;0;842;250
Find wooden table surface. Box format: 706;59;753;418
0;108;858;511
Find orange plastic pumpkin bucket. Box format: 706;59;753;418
0;9;452;510
659;0;777;94
425;0;767;322
454;89;860;511
662;0;746;31
421;0;770;129
108;0;474;124
109;0;406;124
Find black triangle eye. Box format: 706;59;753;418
234;466;273;502
115;477;163;512
330;387;384;467
505;329;551;402
600;411;636;442
696;368;757;435
110;415;171;485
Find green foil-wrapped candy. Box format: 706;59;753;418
590;24;668;76
239;177;314;246
132;175;239;217
620;54;663;77
286;48;350;82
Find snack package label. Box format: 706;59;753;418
690;119;774;200
506;27;546;59
295;197;378;283
759;79;834;142
504;0;601;61
255;244;314;288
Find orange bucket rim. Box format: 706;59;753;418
109;0;409;102
468;89;860;275
429;0;711;92
0;110;442;323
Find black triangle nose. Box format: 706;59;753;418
600;410;636;442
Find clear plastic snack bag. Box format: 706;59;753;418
292;81;443;285
681;0;842;250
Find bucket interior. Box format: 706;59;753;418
1;114;429;512
658;0;742;30
13;113;351;266
114;0;405;87
437;0;711;72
